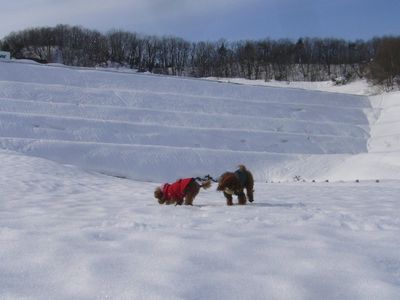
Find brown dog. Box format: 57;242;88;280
154;178;211;205
217;165;254;205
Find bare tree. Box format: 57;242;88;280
369;37;400;87
2;24;395;84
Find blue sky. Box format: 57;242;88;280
0;0;399;41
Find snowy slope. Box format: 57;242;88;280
0;60;373;182
207;77;400;181
316;91;400;181
207;77;378;96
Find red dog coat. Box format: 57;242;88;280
162;178;193;201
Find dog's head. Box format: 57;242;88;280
217;172;243;194
154;187;165;204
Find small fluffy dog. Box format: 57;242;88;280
154;178;211;205
217;165;254;205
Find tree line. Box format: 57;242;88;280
1;24;399;87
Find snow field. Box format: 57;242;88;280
0;150;399;299
1;60;400;299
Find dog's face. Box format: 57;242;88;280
154;187;163;201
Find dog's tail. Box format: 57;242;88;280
200;179;212;190
238;164;247;171
201;174;218;182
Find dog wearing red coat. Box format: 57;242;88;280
217;165;254;206
154;178;212;205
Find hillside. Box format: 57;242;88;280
0;60;380;182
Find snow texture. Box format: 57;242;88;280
1;60;400;299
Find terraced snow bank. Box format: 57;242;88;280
0;60;374;182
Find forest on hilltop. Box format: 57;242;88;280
1;24;399;87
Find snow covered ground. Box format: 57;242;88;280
1;60;400;299
1;150;399;299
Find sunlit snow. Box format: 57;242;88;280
1;60;399;299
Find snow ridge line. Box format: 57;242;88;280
0;96;371;127
0;110;369;140
0;137;354;156
0;82;370;110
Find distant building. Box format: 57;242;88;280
0;51;11;60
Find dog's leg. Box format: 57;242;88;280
184;194;195;205
245;170;255;203
238;191;247;205
166;199;175;205
224;192;233;206
184;181;200;205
